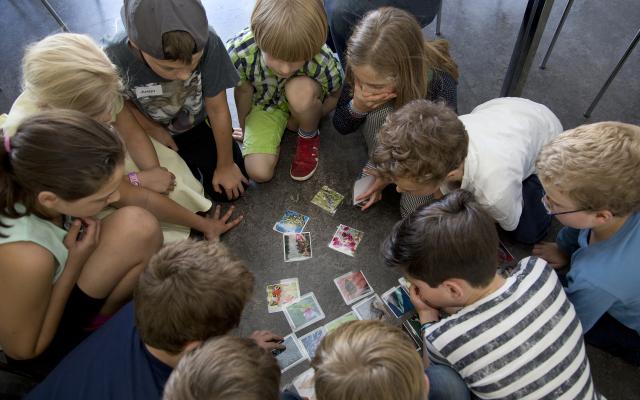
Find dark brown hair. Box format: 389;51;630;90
162;30;198;63
134;240;254;354
0;110;124;234
373;99;468;184
163;336;280;400
382;190;498;288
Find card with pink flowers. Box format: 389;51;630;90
328;224;364;257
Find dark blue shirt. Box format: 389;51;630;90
27;302;173;400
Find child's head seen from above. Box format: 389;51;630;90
122;0;209;81
251;0;328;79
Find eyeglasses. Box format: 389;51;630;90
541;194;586;216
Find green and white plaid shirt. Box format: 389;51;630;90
226;27;344;112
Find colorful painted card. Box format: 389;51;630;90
266;278;300;313
283;232;312;262
299;326;327;359
311;186;344;215
276;334;306;372
352;294;392;322
324;311;358;333
283;292;326;332
292;368;316;399
273;210;310;234
328;224;364;257
381;286;415;318
333;270;373;304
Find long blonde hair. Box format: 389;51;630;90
346;7;459;108
22;33;123;119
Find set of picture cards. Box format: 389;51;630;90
328;224;364;256
283;292;326;332
266;278;300;313
311;186;344;215
333;270;373;304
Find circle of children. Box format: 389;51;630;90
0;0;637;399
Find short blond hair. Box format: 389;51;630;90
22;33;123;119
312;320;426;400
135;240;254;354
163;336;280;400
251;0;327;62
536;122;640;216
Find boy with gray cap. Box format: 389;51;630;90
106;0;248;202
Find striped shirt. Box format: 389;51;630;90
424;257;600;400
226;27;343;112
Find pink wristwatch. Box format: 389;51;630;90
128;172;141;187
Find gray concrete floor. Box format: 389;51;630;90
1;0;638;398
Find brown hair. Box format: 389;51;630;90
373;99;468;184
382;190;498;288
162;30;198;63
346;7;459;108
163;336;280;400
312;320;426;400
537;122;640;216
0;110;124;233
251;0;327;62
134;240;254;354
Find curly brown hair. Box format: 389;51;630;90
373;99;467;184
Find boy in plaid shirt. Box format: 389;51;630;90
227;0;343;182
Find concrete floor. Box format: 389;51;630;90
1;0;638;398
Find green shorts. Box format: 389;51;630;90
242;106;290;156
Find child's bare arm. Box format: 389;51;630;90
234;82;254;130
205;92;248;200
126;101;179;151
113;104;160;169
321;87;342;116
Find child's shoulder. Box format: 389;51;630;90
225;27;257;55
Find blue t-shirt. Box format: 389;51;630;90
27;302;172;400
557;212;640;334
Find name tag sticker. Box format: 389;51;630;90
135;84;163;98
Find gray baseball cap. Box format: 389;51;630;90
121;0;209;60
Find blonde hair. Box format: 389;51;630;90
163;336;280;400
22;33;123;119
536;122;640;216
346;7;459;108
312;320;426;400
251;0;327;62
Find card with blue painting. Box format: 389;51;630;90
273;210;310;234
299;326;327;359
381;286;415;318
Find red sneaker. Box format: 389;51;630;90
290;134;320;181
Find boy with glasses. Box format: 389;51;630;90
533;122;640;365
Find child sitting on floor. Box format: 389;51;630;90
226;0;343;182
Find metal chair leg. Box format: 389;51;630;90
584;28;640;118
40;0;70;32
436;1;443;36
540;0;574;69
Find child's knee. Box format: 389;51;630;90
285;77;321;112
245;155;277;183
113;206;162;248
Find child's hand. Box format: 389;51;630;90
352;85;397;113
532;242;570;269
357;171;390;211
212;163;248;200
137;167;176;195
232;127;244;142
249;330;285;351
147;126;179;151
408;284;440;324
64;218;101;268
199;205;243;240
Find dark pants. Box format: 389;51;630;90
173;120;247;202
585;313;640;366
324;0;442;64
509;174;552;245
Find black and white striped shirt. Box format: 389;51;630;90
424;257;600;399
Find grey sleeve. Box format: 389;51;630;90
201;31;240;98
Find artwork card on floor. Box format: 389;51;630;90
328;224;364;257
299;326;327;359
293;368;316;400
324;311;358;333
333;270;373;304
276;334;307;373
353;175;375;206
398;277;412;292
284;292;326;332
402;314;423;353
266;278;301;313
498;240;515;266
352;294;392;322
283;232;312;262
311;186;344;215
273;210;310;234
381;286;415;318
